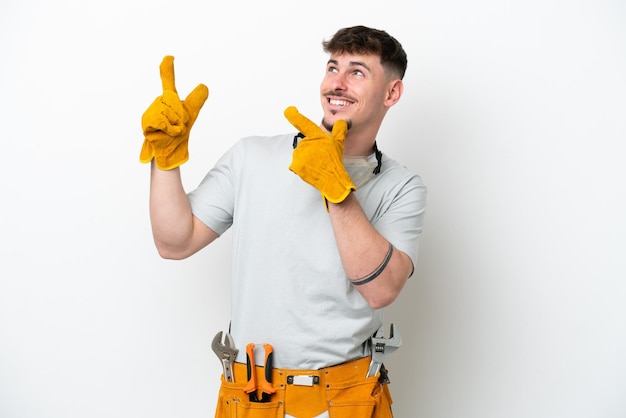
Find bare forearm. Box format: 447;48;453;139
149;162;197;258
328;194;412;309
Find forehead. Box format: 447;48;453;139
327;52;383;69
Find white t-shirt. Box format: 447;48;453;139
188;133;426;369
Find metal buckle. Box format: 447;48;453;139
286;375;320;386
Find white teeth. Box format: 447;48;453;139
330;99;349;106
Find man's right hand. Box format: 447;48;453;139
140;55;209;170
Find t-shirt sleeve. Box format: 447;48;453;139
374;174;427;276
187;142;241;236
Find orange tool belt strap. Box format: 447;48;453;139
214;355;394;418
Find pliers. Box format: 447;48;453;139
244;343;276;403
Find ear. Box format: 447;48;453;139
383;79;404;108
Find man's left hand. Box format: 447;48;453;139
284;106;355;207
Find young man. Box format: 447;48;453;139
140;25;426;418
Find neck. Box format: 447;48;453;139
343;128;379;157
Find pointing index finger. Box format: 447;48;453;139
284;106;322;137
159;55;177;93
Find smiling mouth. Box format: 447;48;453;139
328;98;351;106
325;92;355;107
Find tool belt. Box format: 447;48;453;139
214;356;393;418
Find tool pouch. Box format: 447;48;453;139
214;357;394;418
214;376;284;418
325;374;394;418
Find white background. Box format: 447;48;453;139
1;0;625;417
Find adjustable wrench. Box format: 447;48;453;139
366;323;402;378
212;331;239;383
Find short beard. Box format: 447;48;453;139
322;118;352;132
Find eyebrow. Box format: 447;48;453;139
327;59;371;72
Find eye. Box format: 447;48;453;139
328;66;339;73
353;69;364;77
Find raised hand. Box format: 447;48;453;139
140;56;209;170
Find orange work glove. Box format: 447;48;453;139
139;56;209;170
284;106;355;207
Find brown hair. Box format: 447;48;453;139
322;25;408;80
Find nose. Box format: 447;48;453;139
326;72;347;92
332;75;347;91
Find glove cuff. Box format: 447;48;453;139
139;139;155;164
138;137;189;170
